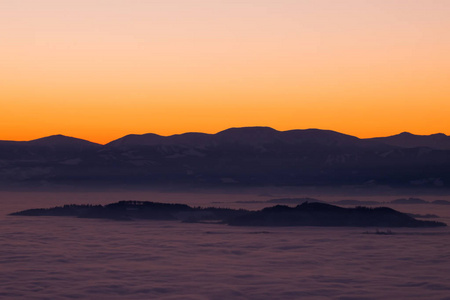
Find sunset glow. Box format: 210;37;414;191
1;0;449;144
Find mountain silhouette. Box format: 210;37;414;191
106;127;366;149
368;132;450;150
0;127;449;189
0;134;100;161
27;134;101;149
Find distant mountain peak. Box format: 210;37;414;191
369;131;450;150
214;127;283;145
396;131;447;138
105;133;164;147
431;133;448;137
27;135;101;148
217;126;279;135
221;126;278;131
398;132;413;136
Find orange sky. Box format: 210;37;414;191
1;0;449;144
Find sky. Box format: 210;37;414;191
1;0;449;144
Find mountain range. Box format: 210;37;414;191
1;127;449;189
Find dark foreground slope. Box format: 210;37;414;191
10;201;446;227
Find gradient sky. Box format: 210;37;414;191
1;0;449;144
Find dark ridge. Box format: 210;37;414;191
228;202;446;227
363;229;394;235
105;133;164;147
266;197;321;204
9;201;446;228
1;127;450;189
282;128;361;146
368;131;450;150
432;200;450;205
407;213;439;219
332;199;382;206
391;198;428;204
216;126;279;137
8;204;102;217
27;135;101;148
81;201;194;221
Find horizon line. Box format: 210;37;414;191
1;126;448;145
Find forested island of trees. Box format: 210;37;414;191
10;201;446;228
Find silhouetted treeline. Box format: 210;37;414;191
10;201;446;228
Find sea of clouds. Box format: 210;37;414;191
1;192;450;299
